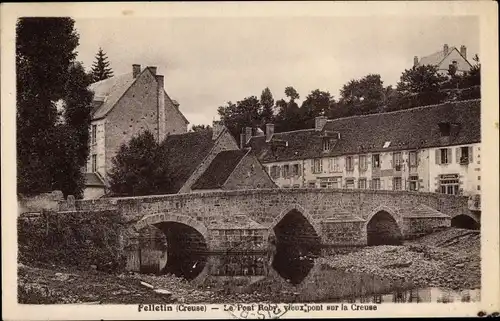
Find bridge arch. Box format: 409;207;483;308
451;214;480;230
365;206;403;246
268;204;322;242
135;212;208;240
135;212;209;280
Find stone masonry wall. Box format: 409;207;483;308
104;70;159;177
223;153;277;190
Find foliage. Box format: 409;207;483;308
108;130;171;196
90;47;114;82
18;210;127;273
218;96;261;139
191;124;212;132
395;65;448;107
260;87;275;126
16;18;93;198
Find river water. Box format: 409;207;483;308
157;248;480;304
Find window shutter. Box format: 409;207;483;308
297;164;301;176
435;149;440;164
311;160;314;173
456;147;461;163
469;146;473;163
447;148;452;164
369;180;373;189
277;166;281;178
392;153;396;168
380;180;384;190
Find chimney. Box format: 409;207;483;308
132;64;141;78
245;127;252;144
156;75;166;142
265;123;274;142
460;45;467;59
315;116;327;131
212;120;223;140
240;132;246;149
413;56;419;67
443;44;449;56
148;66;157;76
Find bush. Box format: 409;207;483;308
18;210;127;273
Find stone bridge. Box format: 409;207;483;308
59;188;478;270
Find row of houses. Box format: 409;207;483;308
244;99;481;200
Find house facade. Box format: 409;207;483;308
84;64;190;199
414;44;473;75
246;99;481;208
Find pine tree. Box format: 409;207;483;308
90;47;114;82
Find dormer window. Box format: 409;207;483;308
322;138;331;151
438;122;451;137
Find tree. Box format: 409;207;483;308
338;74;385;116
259;87;275;126
108;130;170;196
275;86;304;132
396;65;448;108
90;47;114;82
16;17;90;197
301;89;334;118
218;96;261;139
191;124;212;132
51;62;94;198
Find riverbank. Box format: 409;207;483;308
17;227;480;304
320;227;480;291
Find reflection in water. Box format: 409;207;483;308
155;248;479;303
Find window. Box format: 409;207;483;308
283;165;290;178
346;156;354;171
457;146;473;165
436;148;452;164
439;174;460;195
409;151;418;167
371;178;381;190
292;184;300;188
358;178;367;189
312;159;323;174
292;164;301;176
322;138;331;151
91;124;97;144
319;177;342;189
328;157;340;172
409;175;419;191
92;154;97;172
372;154;381;168
359;155;367;172
346;178;355;189
308;182;316;188
393;177;402;190
393;152;402;171
271;165;280;179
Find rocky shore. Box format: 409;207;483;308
320;228;480;291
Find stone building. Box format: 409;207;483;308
413;44;473;75
245;99;481;207
84;64;190;199
156;122;276;195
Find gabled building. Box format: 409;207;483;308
155;122;276;195
414;44;473;75
246;99;481;204
84;64;189;199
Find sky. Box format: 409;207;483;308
74;16;479;127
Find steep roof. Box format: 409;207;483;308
89;68;189;124
84;173;105;187
191;150;247;190
158;130;215;193
418;46;472;69
89;72;137;119
248;99;481;163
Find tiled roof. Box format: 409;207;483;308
248;99;480;163
418;47;472;69
84;173;105;187
89;69;189;124
158;130;215;193
89;72;137;119
192;150;247;190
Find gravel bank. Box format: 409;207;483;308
319;228;480;291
